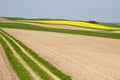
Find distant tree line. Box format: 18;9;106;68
88;20;99;24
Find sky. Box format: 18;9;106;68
0;0;120;22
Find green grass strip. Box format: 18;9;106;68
99;23;120;28
0;34;34;80
0;23;120;39
0;30;53;80
1;29;72;80
2;17;27;20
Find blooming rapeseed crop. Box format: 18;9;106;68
18;20;120;31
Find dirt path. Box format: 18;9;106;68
0;45;19;80
3;28;120;80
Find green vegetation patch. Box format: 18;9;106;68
0;23;120;39
99;23;120;28
2;17;27;20
0;32;34;80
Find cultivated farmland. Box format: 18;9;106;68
0;29;71;80
3;28;120;80
0;17;120;80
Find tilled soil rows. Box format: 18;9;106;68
3;28;120;80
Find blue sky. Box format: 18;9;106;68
0;0;120;22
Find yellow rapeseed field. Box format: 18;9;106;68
18;20;120;30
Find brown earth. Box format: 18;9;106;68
0;18;11;22
3;28;120;80
0;45;19;80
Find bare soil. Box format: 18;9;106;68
0;45;19;80
0;18;11;22
3;28;120;80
